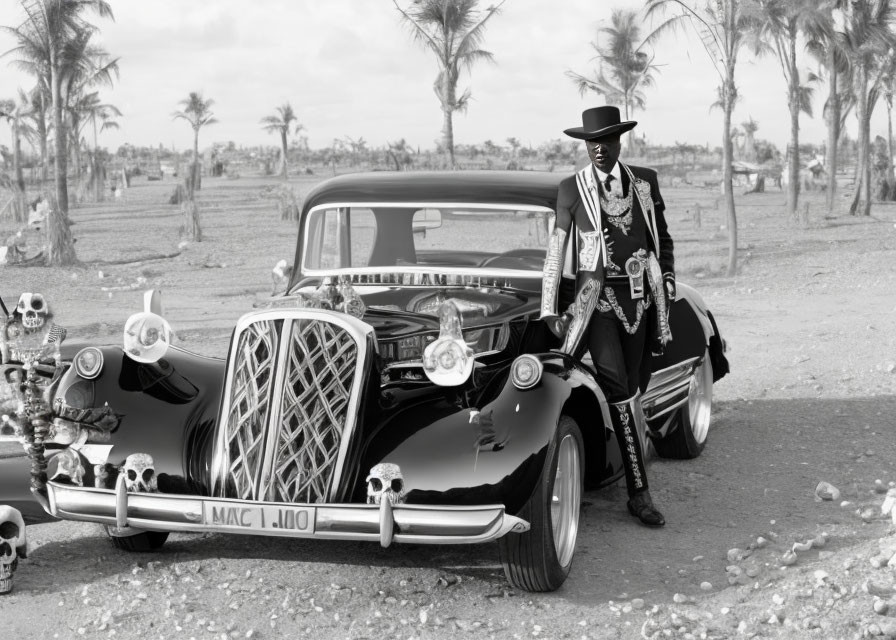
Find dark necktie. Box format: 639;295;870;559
603;174;614;194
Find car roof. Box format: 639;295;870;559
300;170;565;214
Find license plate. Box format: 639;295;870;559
203;501;316;533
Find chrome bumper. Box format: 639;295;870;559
44;480;530;547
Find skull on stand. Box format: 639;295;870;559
121;453;158;493
0;505;27;595
365;463;406;505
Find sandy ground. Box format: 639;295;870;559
1;171;895;639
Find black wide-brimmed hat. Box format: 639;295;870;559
564;106;637;140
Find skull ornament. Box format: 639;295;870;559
365;463;406;505
0;505;27;595
51;448;85;487
121;453;158;493
15;293;49;331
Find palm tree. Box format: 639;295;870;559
393;0;505;168
61;46;118;182
805;1;851;214
260;102;303;179
0;89;34;223
73;91;119;201
24;85;49;182
645;0;765;276
753;0;828;220
832;0;896;216
0;91;33;223
567;8;660;153
172;91;217;195
2;0;114;266
882;53;896;191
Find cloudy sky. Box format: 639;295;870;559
0;0;888;154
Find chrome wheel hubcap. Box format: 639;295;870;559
551;434;581;567
688;352;713;445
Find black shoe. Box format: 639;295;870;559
627;491;665;527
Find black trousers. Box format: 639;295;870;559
585;307;649;404
584;305;652;495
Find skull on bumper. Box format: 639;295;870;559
366;463;406;505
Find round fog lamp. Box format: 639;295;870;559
510;354;543;390
74;347;104;379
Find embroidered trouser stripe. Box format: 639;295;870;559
611;398;648;495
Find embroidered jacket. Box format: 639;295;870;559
541;162;674;319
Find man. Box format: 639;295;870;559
541;106;675;527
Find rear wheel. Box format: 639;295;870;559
104;526;169;552
499;416;583;592
653;348;713;459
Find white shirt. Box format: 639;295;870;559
594;164;623;195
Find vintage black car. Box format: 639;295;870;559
0;171;728;592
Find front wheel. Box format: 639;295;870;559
104;526;169;552
653;348;713;459
499;416;583;592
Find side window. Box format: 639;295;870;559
305;208;344;270
305;207;378;269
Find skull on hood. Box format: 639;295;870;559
0;505;27;595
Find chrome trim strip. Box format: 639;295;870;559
45;482;528;545
259;318;294;499
646;395;688;421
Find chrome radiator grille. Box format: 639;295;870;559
212;310;371;504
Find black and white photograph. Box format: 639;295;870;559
0;0;895;638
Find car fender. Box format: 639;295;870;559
52;345;225;491
364;353;612;512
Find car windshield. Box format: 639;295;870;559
301;204;554;276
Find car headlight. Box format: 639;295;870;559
510;354;543;390
123;311;171;363
423;301;473;386
73;347;104;379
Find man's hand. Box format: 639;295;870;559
663;273;676;302
546;313;571;339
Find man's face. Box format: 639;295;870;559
585;135;622;173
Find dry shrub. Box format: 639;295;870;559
275;184;300;221
168;183;187;205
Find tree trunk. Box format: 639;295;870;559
441;106;455;169
440;75;456;169
48;63;77;266
36;91;49;183
825;61;839;215
722;77;738;276
887;98;895;188
191;130;201;194
861;105;872;216
280;129;288;179
12;126;26;224
850;63;869;216
786;73;800;220
92;118;103;203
